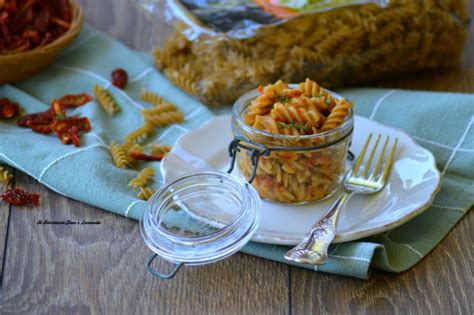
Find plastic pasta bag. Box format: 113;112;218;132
140;0;469;107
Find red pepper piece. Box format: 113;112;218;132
1;188;40;206
130;152;165;161
0;98;20;119
111;69;128;89
56;93;93;108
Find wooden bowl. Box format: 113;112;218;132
0;0;84;85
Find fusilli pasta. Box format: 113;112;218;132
237;79;352;203
93;85;120;115
129;167;155;190
140;89;166;107
137;186;155;200
149;144;172;156
144;111;184;128
0;166;13;185
109;143;129;168
124;123;155;143
154;0;467;107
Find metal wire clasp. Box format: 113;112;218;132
227;136;270;183
147;254;184;280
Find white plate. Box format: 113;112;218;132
161;115;441;245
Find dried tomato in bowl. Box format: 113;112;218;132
0;0;73;54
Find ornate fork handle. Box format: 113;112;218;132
284;192;353;265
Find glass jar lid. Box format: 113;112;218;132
140;171;261;267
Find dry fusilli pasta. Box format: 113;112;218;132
144;111;184;128
0;166;13;185
93;85;120;115
154;0;467;107
149;144;172;156
137;186;155;200
140;89;165;107
124;123;155;143
129;167;155;190
109;143;129;168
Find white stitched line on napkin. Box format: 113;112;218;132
83;133;108;146
129;67;154;83
154;125;184;143
53;63;145;110
125;200;145;217
185;107;206;120
173;125;189;133
0;152;73;198
382;234;424;258
0;128;31;133
38;144;108;181
60;32;98;55
328;254;371;263
431;204;467;213
413;136;474;153
369;89;396;119
442;116;474;176
53;64;109;85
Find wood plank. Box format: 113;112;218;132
0;171;289;314
0;165;13;283
290;211;473;314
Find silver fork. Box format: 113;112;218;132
284;133;398;265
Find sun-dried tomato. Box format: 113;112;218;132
17;108;53;126
51;100;65;117
26;121;52;134
18;93;92;147
56;93;93;108
58;125;80;147
1;188;40;206
52;117;91;133
0;98;20;119
111;69;128;89
130;152;165;161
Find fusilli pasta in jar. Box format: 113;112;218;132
232;79;353;204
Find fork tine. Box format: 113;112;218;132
352;133;372;176
380;138;398;183
370;136;389;180
361;134;381;178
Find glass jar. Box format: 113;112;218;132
141;85;354;279
232;87;354;204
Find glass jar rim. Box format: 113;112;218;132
232;85;354;142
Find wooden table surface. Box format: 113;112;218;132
1;1;473;314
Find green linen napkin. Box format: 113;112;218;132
1;25;472;279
